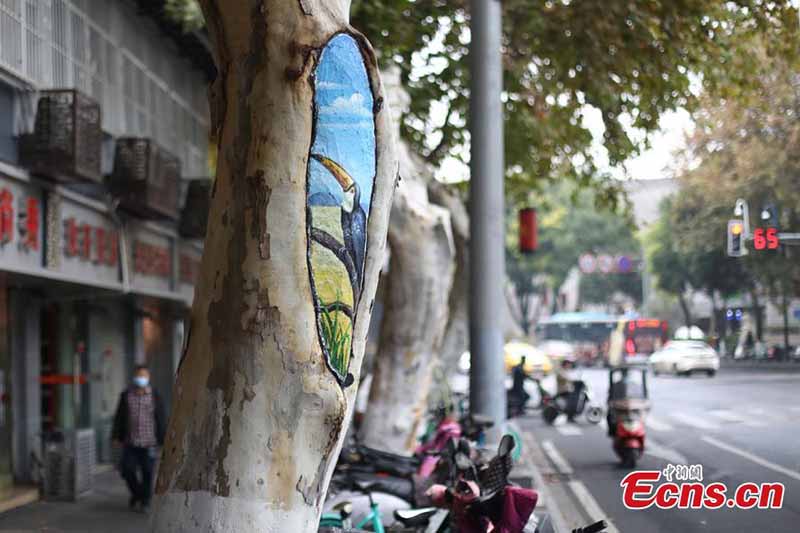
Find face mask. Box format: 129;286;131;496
133;376;149;388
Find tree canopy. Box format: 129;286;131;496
167;0;800;208
645;51;800;330
506;182;640;319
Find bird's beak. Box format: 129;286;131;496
312;154;355;191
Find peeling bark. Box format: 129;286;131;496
428;181;470;378
358;147;456;453
151;1;396;531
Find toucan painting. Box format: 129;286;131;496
306;34;376;385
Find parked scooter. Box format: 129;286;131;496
542;379;603;425
607;366;650;468
507;377;552;418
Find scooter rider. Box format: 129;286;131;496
556;359;581;421
509;356;532;409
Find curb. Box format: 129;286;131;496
720;360;800;371
506;420;570;533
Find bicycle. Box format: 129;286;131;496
319;482;386;532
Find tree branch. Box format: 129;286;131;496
310;227;359;298
320;301;354;321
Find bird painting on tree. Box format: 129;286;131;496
306;34;376;385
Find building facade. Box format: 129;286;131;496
0;0;211;504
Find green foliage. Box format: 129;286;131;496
507;183;640;309
352;1;800;207
320;301;352;378
645;51;800;314
169;0;800;208
165;0;204;31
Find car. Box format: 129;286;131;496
537;339;576;365
650;341;720;377
458;341;554;376
503;341;553;375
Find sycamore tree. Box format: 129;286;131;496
161;0;800;505
152;2;398;531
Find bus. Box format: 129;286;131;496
534;312;618;365
608;317;670;365
535;313;669;365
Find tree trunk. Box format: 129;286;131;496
428;181;470;378
782;290;790;359
151;2;397;531
358;164;456;453
750;287;763;340
678;291;692;327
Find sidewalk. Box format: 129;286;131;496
720;358;800;371
0;470;148;533
507;421;570;533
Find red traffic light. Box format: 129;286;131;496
519;208;537;253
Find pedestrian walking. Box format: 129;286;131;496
112;365;166;513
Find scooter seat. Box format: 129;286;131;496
330;501;353;517
394;507;438;526
354;480;375;492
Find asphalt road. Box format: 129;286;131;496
518;367;800;533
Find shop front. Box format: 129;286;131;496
0;167;200;501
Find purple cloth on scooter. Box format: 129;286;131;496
498;486;539;532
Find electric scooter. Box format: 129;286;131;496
607;366;650;468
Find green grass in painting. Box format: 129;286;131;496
320;288;352;377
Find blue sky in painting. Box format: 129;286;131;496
308;34;375;213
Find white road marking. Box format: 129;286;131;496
707;409;768;427
541;439;574;475
669;412;719;430
744;406;788;423
701;436;800;482
790;406;800;413
645;415;675;432
553;414;568;425
555;425;584;436
567;480;620;533
646;438;689;465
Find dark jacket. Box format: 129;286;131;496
112;387;166;446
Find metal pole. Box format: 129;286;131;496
469;0;506;438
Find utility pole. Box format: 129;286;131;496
469;0;506;438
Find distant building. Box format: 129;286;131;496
0;0;212;505
623;177;679;230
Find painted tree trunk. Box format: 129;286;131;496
151;1;397;531
358;163;456;453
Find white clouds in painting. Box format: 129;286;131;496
325;120;373;130
319;93;372;118
317;81;346;89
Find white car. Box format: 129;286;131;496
650;341;720;377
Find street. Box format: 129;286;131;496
520;367;800;533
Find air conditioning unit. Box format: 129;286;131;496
109;138;181;220
20;89;103;184
43;429;96;501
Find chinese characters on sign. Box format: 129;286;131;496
62;217;119;266
0;187;41;252
134;240;171;278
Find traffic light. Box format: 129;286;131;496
760;204;779;228
519;207;538;253
727;219;746;257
